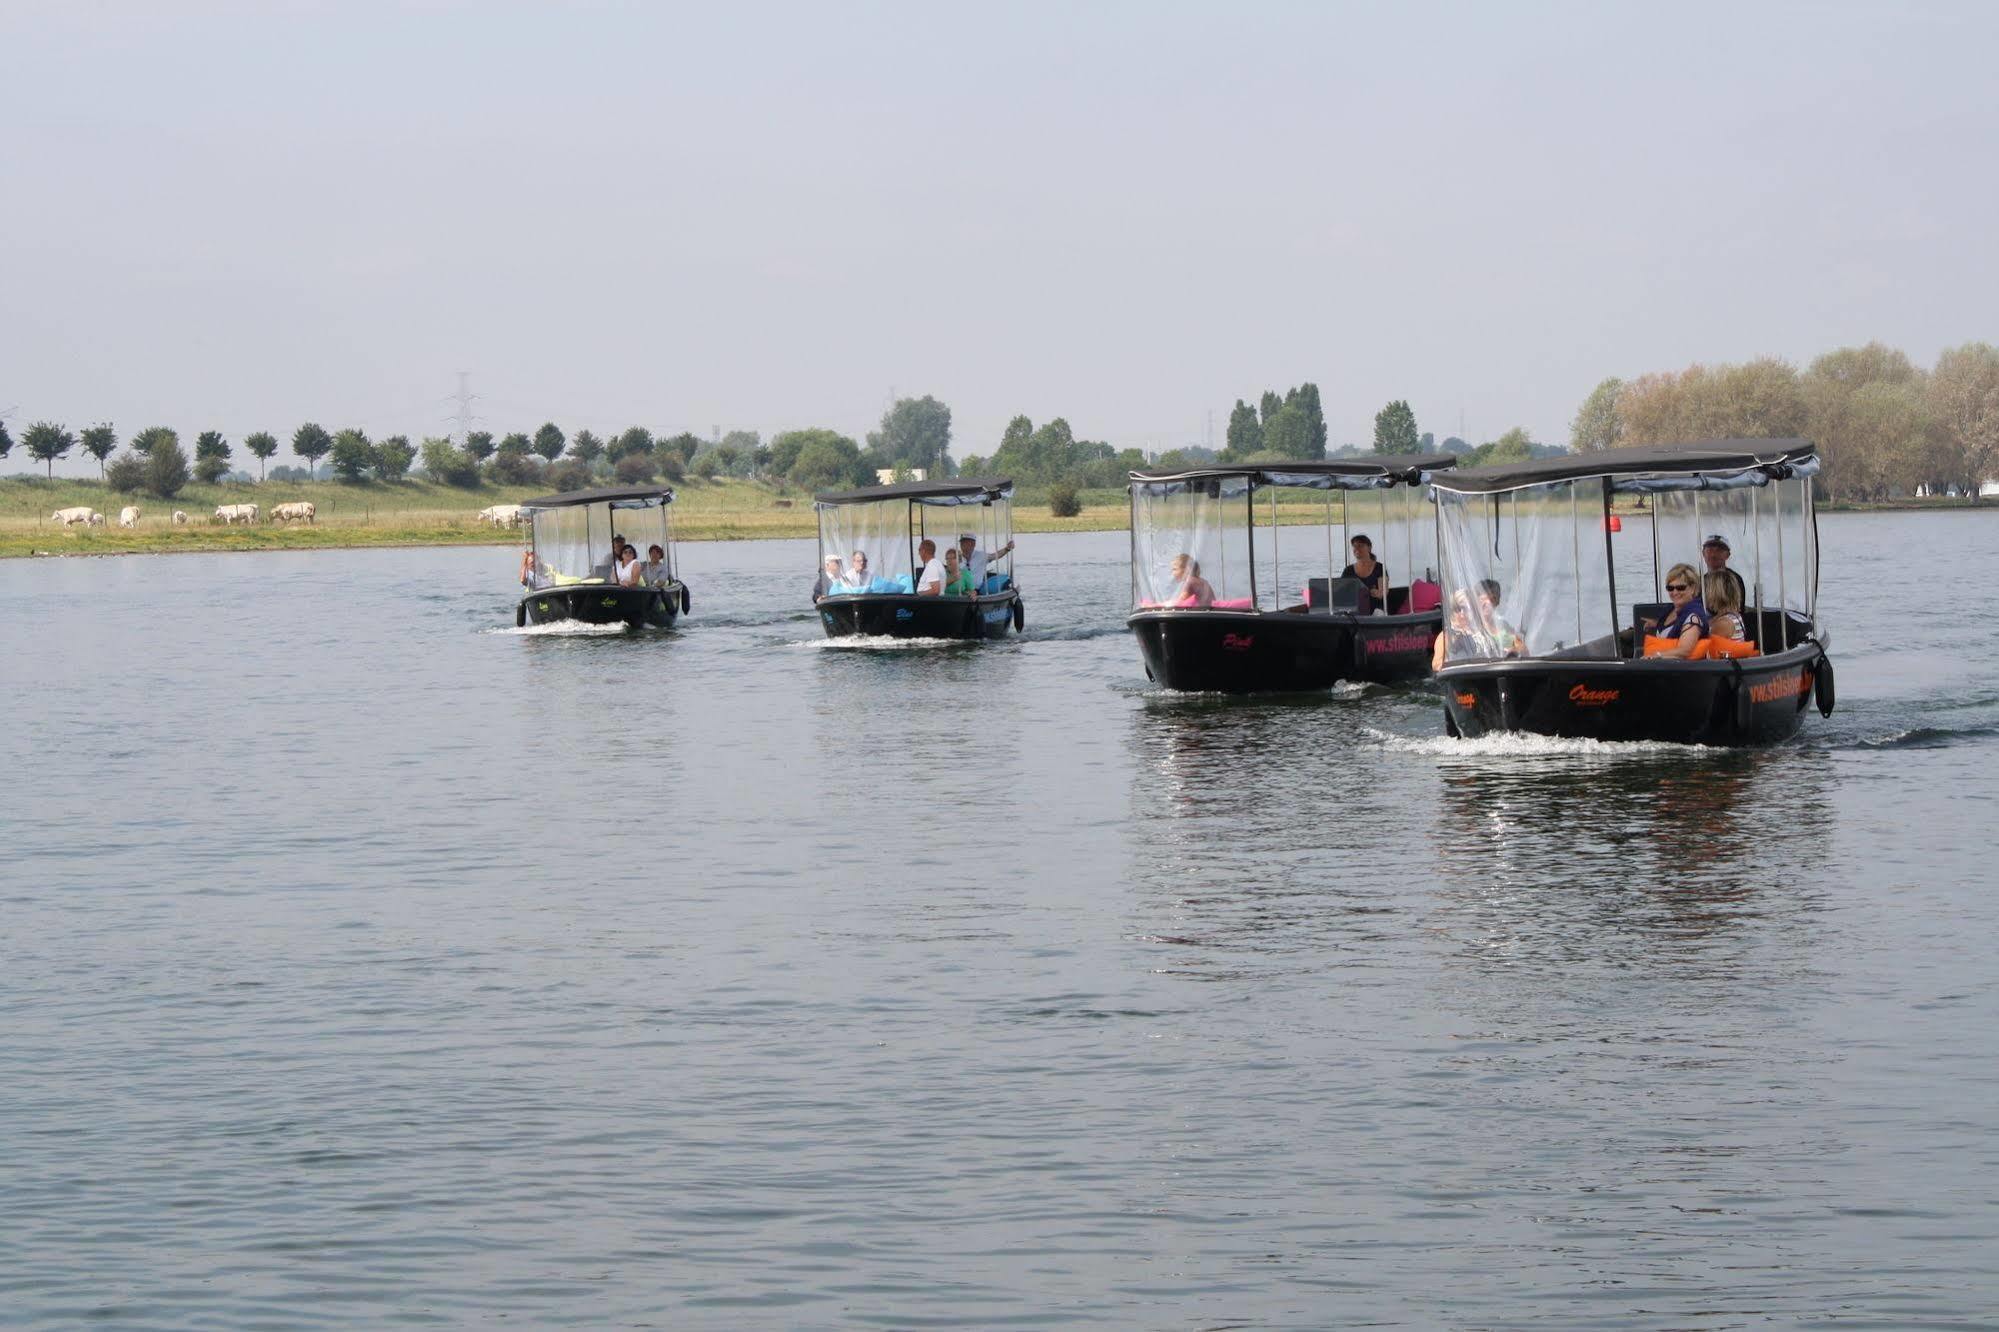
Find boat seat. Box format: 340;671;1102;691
1408;579;1441;613
1210;597;1254;610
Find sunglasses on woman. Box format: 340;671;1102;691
1666;582;1690;592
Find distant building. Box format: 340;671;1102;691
1981;479;1999;499
876;467;926;484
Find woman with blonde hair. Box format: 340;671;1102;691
1703;570;1746;642
1646;561;1709;658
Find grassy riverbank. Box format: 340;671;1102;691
0;476;1133;558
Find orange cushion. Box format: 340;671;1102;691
1693;636;1759;660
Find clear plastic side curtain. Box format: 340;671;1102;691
528;504;598;587
1436;480;1616;662
1130;479;1253;608
817;498;915;592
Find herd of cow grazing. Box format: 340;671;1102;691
45;502;524;530
48;502;318;528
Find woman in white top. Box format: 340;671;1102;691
615;543;643;588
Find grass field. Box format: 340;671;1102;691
0;475;1134;559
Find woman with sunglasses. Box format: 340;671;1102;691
1648;561;1709;659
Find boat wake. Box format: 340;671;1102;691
1361;726;1714;759
487;621;635;638
792;635;981;652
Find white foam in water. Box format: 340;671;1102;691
486;621;635;638
791;635;973;651
1361;725;1713;759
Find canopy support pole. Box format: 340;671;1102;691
1751;483;1763;632
1246;483;1259;609
1571;484;1583;652
1602;479;1620;654
1775;481;1789;650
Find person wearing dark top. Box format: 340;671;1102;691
1341;534;1389;613
812;554;843;603
1649;561;1709;658
1702;534;1747;611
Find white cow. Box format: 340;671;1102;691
172;510;189;525
477;504;524;527
213;503;260;525
269;501;316;524
119;505;141;527
52;506;95;526
87;511;106;526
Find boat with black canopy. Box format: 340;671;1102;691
812;477;1023;639
1431;439;1834;744
1126;454;1456;692
515;484;691;629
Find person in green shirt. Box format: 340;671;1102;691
942;546;977;596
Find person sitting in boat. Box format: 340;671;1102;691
593;535;626;582
642;544;670;588
1703;571;1747;643
1645;562;1709;659
915;539;946;596
841;550;874;592
1702;534;1747;613
1433;591;1475;670
1474;579;1526;657
942;546;977;596
615;542;644;588
813;554;844;602
519;549;544;589
1169;553;1214;607
1342;534;1389;613
958;533;1015;590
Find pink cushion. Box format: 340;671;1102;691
1210;597;1254;610
1409;580;1441;612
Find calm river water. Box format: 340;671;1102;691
3;511;1996;1329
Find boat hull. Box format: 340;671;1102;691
1128;609;1439;693
519;583;685;630
1438;643;1824;745
817;590;1021;640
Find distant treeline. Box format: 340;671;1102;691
10;341;1993;503
1568;342;1999;501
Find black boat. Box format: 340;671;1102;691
1431;440;1834;745
812;477;1023;640
515;484;691;629
1126;455;1457;692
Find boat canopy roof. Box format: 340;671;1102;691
814;477;1014;507
1434;440;1818;495
521;484;677;510
1129;453;1456;494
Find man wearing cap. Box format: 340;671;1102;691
958;532;1015;592
1702;534;1747;612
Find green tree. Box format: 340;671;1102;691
658;433;703;471
571;429;605;467
464;430;496;462
1259;390;1283;425
867;395;952;476
720;429;760;455
1048;481;1082;517
532;422;566;463
614;453;657;485
22;421;74;477
105;451;147;492
1373;400;1419;454
374;435;415;481
244;430;278;481
329;428;376;482
1285;383;1328;458
990;415;1038;475
608;426;653;462
765;431;807;478
292;422;333;479
80;424;118;477
421;438;480;487
1262;404;1314;457
1570;377;1625;451
497;431;532;456
1224;400;1263;459
194;430;232;484
146;437;192;498
0;421;11;461
1929;342;1999;501
1804;345;1921;500
130;425;177;458
779;428;868;490
1468;427;1537;466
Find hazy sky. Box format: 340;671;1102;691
4;0;1996;474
